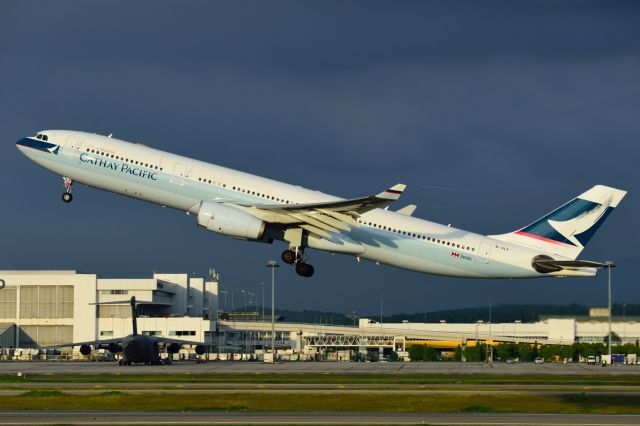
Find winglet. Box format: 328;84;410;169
376;183;406;201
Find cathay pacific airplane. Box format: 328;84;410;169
17;130;626;278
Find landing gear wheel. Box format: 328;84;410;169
281;249;296;265
62;193;73;203
295;262;315;278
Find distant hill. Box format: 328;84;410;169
234;304;640;324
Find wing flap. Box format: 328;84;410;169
288;212;340;233
299;224;332;239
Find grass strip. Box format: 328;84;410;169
2;373;639;386
2;392;640;414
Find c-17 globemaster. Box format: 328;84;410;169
17;130;626;279
46;296;205;365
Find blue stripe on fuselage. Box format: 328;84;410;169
16;137;59;154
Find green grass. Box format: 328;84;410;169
2;373;639;386
2;392;640;414
19;390;64;397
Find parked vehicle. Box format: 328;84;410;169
534;357;544;364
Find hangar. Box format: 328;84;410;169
0;270;218;353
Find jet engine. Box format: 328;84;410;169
197;201;265;240
79;344;92;356
167;343;180;354
195;345;206;356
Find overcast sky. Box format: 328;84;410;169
0;1;638;315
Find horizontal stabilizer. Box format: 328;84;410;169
531;254;613;276
533;259;613;270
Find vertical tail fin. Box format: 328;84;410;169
490;185;626;259
130;296;138;336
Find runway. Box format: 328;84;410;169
2;361;639;375
0;411;639;425
2;361;638;424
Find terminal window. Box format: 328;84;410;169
99;290;129;295
169;331;196;336
19;285;74;319
0;287;17;318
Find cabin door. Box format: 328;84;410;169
478;242;492;264
170;163;188;185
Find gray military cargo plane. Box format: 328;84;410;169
47;296;205;365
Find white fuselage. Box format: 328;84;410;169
17;130;566;279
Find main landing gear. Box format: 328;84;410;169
281;247;315;278
61;177;73;203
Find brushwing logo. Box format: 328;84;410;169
547;196;613;248
47;145;60;155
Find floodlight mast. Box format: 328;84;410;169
605;261;616;363
266;261;280;360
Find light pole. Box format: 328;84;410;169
241;290;247;312
623;303;626;345
605;261;616;363
260;282;265;321
266;261;279;358
247;291;256;313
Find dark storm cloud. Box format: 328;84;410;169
0;1;638;314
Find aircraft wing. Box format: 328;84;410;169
40;338;124;350
227;183;406;238
149;336;204;346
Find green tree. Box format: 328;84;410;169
408;345;424;361
464;344;486;362
518;343;533;362
454;345;463;362
408;345;439;362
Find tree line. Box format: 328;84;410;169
407;341;640;362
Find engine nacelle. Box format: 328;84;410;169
195;345;206;356
197;201;265;240
79;344;92;356
167;343;180;354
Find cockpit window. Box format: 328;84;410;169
42;134;48;141
34;133;48;141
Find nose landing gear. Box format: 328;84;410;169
281;247;315;278
62;177;74;203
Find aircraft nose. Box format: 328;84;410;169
16;135;60;157
16;137;31;156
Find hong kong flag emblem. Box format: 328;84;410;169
451;251;460;257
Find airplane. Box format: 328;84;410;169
17;130;626;279
45;296;205;365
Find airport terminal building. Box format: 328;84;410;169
1;269;639;361
0;270;218;351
